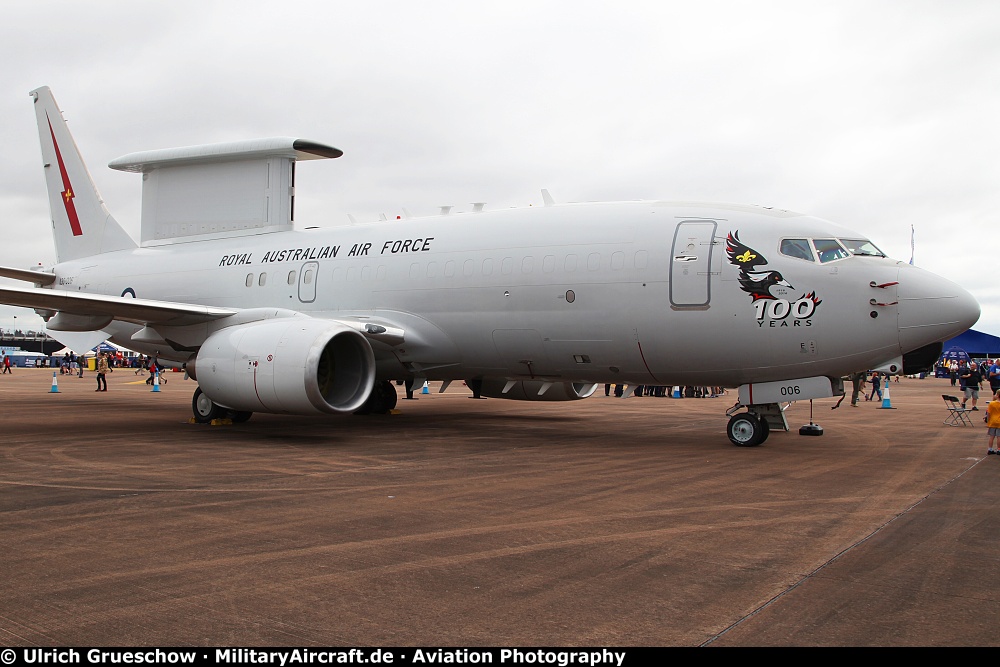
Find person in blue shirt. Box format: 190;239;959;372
867;371;882;402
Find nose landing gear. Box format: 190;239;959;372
726;411;770;447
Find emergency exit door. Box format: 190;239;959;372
298;261;319;303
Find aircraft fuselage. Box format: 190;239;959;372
49;200;971;388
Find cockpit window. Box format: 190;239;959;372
813;239;851;263
839;238;886;257
779;238;815;262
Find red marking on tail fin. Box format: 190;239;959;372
46;114;83;237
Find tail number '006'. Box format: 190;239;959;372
752;298;816;321
780;385;801;396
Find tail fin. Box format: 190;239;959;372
30;86;136;262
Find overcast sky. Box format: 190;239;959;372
1;0;998;338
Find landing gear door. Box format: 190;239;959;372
670;220;717;308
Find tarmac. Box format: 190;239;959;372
1;368;997;647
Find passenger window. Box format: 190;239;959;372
245;273;254;287
287;271;296;285
304;269;314;285
780;239;814;262
813;239;850;263
258;273;267;287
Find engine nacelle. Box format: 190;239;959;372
479;379;599;401
193;318;376;415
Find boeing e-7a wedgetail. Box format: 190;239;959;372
0;87;980;445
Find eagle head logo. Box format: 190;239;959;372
726;231;821;308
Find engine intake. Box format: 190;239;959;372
193;318;375;414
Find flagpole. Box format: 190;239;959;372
909;224;915;265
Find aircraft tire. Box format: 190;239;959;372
354;380;398;415
758;415;770;443
192;387;222;424
727;412;765;447
227;410;253;423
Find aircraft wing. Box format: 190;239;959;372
0;284;406;346
0;284;236;327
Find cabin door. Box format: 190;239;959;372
669;220;717;308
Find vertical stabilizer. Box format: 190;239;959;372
30;86;136;262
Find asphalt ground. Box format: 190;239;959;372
0;368;997;646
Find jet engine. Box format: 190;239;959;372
190;318;376;415
478;379;599;401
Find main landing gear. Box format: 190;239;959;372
191;387;252;424
354;380;398;415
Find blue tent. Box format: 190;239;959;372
941;329;1000;358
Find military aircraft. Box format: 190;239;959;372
0;87;980;445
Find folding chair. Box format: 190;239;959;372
942;395;974;426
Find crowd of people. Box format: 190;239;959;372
603;384;726;398
42;351;165;390
938;357;1000;411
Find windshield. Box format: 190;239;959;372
779;238;815;261
813;238;851;263
839;238;886;257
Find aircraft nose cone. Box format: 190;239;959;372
897;264;980;353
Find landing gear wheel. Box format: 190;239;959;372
354;380;398;415
192;387;222;424
227;410;253;423
727;412;766;447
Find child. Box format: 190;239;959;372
987;390;1000;455
867;371;882;402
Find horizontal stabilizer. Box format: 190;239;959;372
0;265;56;285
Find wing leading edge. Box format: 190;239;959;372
0;284;235;327
0;285;406;348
